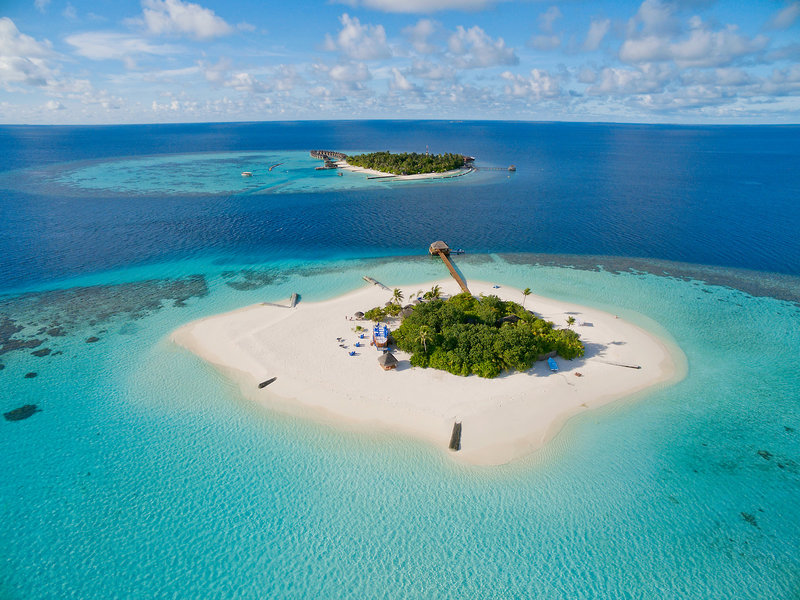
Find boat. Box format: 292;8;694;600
241;171;253;177
547;357;558;372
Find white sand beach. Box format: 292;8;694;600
171;280;684;465
335;160;473;181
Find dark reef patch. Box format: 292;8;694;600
223;269;283;291
86;337;99;343
3;404;41;421
32;348;52;357
0;274;208;359
740;512;759;529
24;372;37;378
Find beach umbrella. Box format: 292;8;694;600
354;311;364;319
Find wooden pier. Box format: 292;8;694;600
429;241;469;294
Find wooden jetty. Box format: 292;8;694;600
310;150;346;161
429;241;470;294
449;421;462;451
363;276;390;291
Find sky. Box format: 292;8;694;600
1;0;799;124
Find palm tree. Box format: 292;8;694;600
417;326;431;353
429;284;441;299
391;288;404;305
522;287;531;308
566;316;576;328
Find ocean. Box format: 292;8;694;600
1;121;798;598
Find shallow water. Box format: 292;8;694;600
1;121;799;598
1;254;799;598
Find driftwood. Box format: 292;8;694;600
449;421;462;451
258;377;277;389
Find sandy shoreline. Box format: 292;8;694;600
171;280;685;465
335;160;473;181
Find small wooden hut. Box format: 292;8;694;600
378;352;398;370
429;240;450;256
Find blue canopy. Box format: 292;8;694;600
547;357;558;372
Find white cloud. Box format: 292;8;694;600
329;62;371;83
45;99;65;110
389;67;420;93
767;2;800;30
530;35;560;51
538;6;562;34
333;0;501;14
63;3;77;19
448;25;517;68
34;0;50;14
403;19;439;55
66;32;183;63
409;60;452;80
324;14;391;61
586;64;673;95
620;12;768;68
140;0;234;40
501;68;561;99
584;17;610;51
0;17;56;88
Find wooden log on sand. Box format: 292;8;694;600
449;421;462;451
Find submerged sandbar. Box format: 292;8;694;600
171;280;683;465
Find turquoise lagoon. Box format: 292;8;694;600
2;253;799;598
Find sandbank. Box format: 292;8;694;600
335;160;473;181
171;280;684;465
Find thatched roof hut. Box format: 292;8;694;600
498;314;520;325
399;307;414;319
384;301;394;307
429;240;450;256
377;352;398;370
354;311;364;319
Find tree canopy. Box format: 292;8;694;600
345;151;465;175
391;293;584;378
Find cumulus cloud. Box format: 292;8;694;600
0;17;56;88
501;69;561;99
767;2;800;30
448;25;517;68
585;64;673;95
620;9;768;68
389;67;422;93
403;19;439;55
329;62;372;83
333;0;501;14
324;14;391;61
584;17;611;51
45;99;65;110
139;0;234;40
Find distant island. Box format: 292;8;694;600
346;151;468;176
310;150;475;180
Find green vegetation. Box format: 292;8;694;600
391;293;584;379
345;151;465;175
364;304;401;322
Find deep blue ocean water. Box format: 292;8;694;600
1;121;799;599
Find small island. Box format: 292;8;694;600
346;151;468;176
171;279;682;465
310;150;474;180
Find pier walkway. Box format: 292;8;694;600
429;241;470;294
